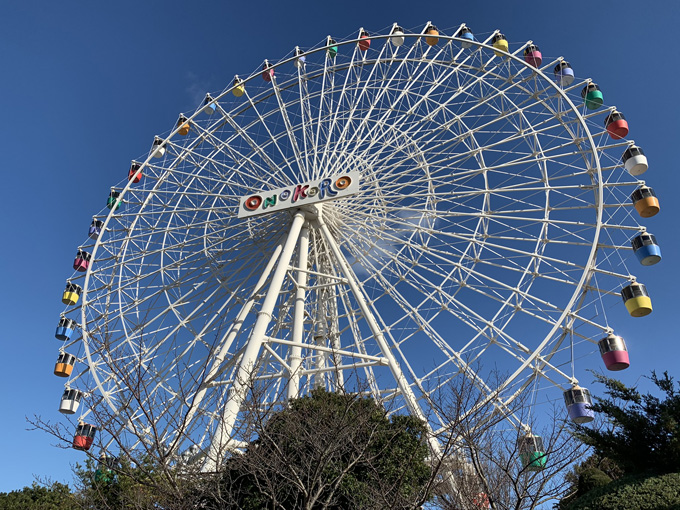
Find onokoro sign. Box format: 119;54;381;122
238;172;360;218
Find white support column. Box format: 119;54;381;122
287;224;309;400
176;240;286;457
316;215;463;502
313;294;327;390
205;210;306;471
328;281;344;392
315;215;441;456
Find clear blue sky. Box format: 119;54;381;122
1;0;678;492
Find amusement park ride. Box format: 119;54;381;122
51;22;660;478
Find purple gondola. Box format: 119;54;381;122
564;385;594;423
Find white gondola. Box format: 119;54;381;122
623;145;648;176
151;136;165;158
59;388;84;415
390;25;405;46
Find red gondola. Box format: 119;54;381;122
598;334;630;371
73;423;97;451
523;44;542;67
73;249;91;272
605;110;629;140
128;161;142;183
358;30;370;52
262;61;274;82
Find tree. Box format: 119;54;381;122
424;371;589;510
572;371;680;475
0;482;77;510
563;453;623;492
31;359;586;510
70;454;191;510
560;472;680;510
204;388;433;509
431;405;587;510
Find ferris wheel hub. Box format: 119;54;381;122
299;203;323;221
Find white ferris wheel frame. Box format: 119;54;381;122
54;22;649;469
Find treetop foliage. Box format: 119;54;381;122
209;388;432;509
561;472;680;510
0;482;77;510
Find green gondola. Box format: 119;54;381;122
518;434;547;471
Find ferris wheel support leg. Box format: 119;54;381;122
315;216;441;456
205;210;307;471
288;224;309;400
328;283;344;392
313;306;328;390
171;240;287;458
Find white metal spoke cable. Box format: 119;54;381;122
51;25;659;464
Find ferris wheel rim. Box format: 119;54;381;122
58;23;648;454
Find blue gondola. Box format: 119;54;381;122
203;94;216;115
55;317;76;341
554;61;574;87
564;386;594;424
631;233;661;266
457;27;474;48
88;219;104;240
294;47;306;68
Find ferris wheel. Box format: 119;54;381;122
51;22;661;468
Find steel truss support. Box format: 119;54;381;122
313;208;442;457
287;224;309;399
205;204;443;470
204;210;306;470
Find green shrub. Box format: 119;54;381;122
576;468;612;496
563;472;680;510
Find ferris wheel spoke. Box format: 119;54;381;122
311;69;335;180
296;65;317;178
343;40;425;150
216;104;294;187
187;126;280;187
269;76;308;179
354;242;552;425
347;220;582;342
322;41;393;173
360;71;582;178
338;41;455;164
317;44;361;174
